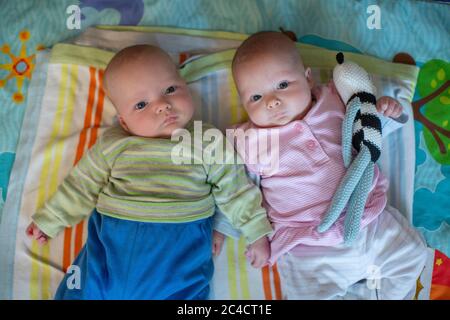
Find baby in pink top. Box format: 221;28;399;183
215;31;427;299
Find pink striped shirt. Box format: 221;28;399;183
233;83;388;265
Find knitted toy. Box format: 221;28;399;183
317;52;382;244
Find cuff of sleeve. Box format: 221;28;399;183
214;218;242;239
380;112;408;138
239;211;273;244
32;212;65;239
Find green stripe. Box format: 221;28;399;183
50;43;113;69
227;238;239;299
98;193;214;209
180;44;419;82
50;31;418;83
97;208;214;223
238;237;250;299
94;25;248;41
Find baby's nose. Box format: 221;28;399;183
267;98;281;109
156;102;172;114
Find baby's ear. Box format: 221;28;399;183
305;67;314;89
117;115;130;132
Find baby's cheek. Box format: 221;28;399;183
251;108;270;126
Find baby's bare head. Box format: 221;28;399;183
231;32;314;128
232;31;304;77
103;45;178;105
103;45;194;138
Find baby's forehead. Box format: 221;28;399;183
104;51;178;88
233;50;303;80
235;32;299;59
233;46;303;78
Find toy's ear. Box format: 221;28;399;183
336;52;344;64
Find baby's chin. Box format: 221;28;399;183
253;115;296;128
158;119;192;138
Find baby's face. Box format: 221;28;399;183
233;50;313;128
106;54;194;138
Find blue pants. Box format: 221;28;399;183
55;209;214;300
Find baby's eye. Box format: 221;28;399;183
134;101;148;110
251;94;262;102
165;86;177;95
277;81;289;90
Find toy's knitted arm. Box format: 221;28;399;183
343;161;374;244
342;99;361;168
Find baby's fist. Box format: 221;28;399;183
26;222;49;245
376;96;403;119
245;236;270;268
212;230;225;256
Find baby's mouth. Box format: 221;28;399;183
272;111;287;119
163;114;179;126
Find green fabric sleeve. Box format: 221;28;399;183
32;138;110;238
203;131;272;244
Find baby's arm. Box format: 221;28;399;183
26;222;49;245
205;133;272;267
27;139;110;243
212;230;225;256
212;230;270;268
212;169;261;256
376;96;409;137
377;96;403;119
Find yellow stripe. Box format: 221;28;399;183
237;237;250;299
228;72;239;125
30;64;68;299
30;64;78;299
95;25;248;41
226;238;238;299
45;64;78;299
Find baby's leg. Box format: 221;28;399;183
368;205;428;300
277;239;372;300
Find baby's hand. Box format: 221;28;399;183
26;222;49;245
212;230;225;256
245;236;270;268
376;96;403;119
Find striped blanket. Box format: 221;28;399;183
1;26;434;300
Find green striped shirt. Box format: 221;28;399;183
32;121;272;243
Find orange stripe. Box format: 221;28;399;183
430;284;450;300
62;227;73;273
179;53;188;64
74;222;85;258
272;263;282;300
62;67;97;272
74;69;105;256
76;67;97;163
88;69;104;148
261;266;272;300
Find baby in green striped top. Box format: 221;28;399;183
26;45;272;300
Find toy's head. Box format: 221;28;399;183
332;52;376;105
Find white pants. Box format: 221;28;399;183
277;205;428;300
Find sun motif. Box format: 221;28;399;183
0;30;44;104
